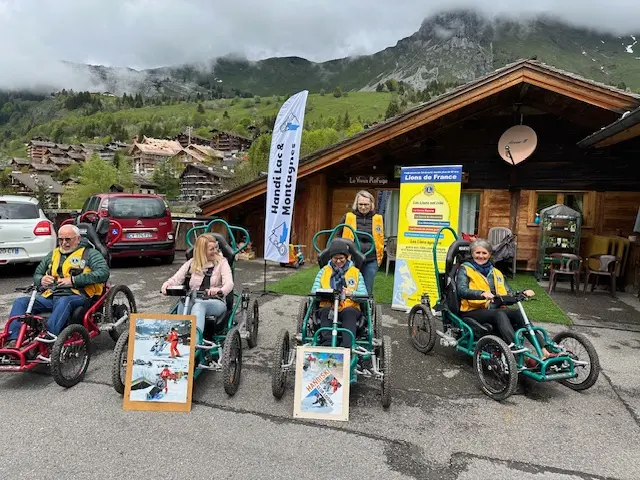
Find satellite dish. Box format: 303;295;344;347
498;125;537;165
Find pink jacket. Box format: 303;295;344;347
162;258;234;296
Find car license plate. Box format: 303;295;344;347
0;248;20;255
126;232;153;239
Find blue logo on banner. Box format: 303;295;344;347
280;222;289;243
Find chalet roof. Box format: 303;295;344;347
132;137;183;156
10;157;30;165
28;140;56;148
174;131;211;143
44;148;65;156
80;143;103;151
48;156;75;166
174;149;208;164
57;144;71;151
133;174;157;188
577;105;640;148
188;144;223;158
198;58;640;213
30;162;60;172
10;172;63;194
209;129;253;142
67;152;87;161
181;163;233;179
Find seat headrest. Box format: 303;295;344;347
76;222;109;260
446;240;470;275
185;233;236;270
318;238;366;270
96;217;110;237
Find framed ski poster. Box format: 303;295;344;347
293;346;350;422
122;313;197;413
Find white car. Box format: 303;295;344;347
0;195;57;266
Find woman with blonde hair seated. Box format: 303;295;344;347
161;233;234;337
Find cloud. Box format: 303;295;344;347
1;0;639;92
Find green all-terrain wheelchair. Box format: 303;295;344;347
270;224;392;408
111;219;259;397
407;226;600;401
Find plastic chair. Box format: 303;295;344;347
584;254;620;298
385;236;397;276
548;253;582;295
488;227;517;279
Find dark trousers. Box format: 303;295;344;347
319;306;359;348
464;307;546;347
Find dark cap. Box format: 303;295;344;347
329;241;349;258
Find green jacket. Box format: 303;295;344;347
34;246;110;296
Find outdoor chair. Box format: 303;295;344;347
584;254;620;298
548;253;582;296
385;236;397;276
488;227;517;279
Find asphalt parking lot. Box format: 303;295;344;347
1;258;640;480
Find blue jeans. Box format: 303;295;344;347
8;294;89;339
187;299;227;336
361;260;379;295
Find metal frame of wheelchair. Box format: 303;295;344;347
111;219;258;397
407;226;600;401
271;224;392;409
0;216;137;388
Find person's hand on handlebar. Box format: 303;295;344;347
206;288;224;298
343;286;354;297
160;284;168;295
57;277;73;287
481;291;494;300
41;275;56;287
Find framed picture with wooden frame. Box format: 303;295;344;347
122;313;197;413
293;346;351;422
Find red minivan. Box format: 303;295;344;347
80;193;175;263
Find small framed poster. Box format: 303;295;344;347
123;313;197;413
293;346;350;422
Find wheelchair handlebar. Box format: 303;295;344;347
185;218;251;256
312;224;375;256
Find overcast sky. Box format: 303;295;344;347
0;0;639;90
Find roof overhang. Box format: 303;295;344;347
577;106;640;148
199;59;640;215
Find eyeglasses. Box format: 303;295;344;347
358;203;371;207
58;237;76;243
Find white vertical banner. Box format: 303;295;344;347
264;90;308;262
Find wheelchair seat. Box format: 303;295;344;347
317;239;366;270
76;221;109;260
186;233;236;270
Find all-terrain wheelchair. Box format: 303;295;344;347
111;219;258;396
271;224;392;408
0;217;137;387
407;226;600;401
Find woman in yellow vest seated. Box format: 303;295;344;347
457;239;559;363
311;242;368;348
339;190;384;296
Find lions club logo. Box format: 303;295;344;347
424;184;435;195
375;225;382;234
70;257;81;267
347;278;356;288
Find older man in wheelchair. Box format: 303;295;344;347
311;241;368;349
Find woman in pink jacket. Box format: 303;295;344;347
161;234;234;336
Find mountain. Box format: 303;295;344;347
74;10;640;97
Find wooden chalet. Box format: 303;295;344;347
27;139;56;162
198;60;640;276
209;130;253;152
9;172;63;208
180;163;233;201
173;131;212;148
129;137;183;176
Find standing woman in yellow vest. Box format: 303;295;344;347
457;239;559;363
339;190;384;296
311;242;368;348
6;224;110;344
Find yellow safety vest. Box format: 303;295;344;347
342;212;384;266
319;265;361;312
459;264;508;312
44;247;104;298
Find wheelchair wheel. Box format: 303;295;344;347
246;299;259;349
473;335;518;401
221;327;242;396
104;284;137;343
50;324;91;388
272;329;291;399
380;335;392;409
373;304;383;339
111;329;129;395
295;299;308;340
552;331;600;391
407;303;437;354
